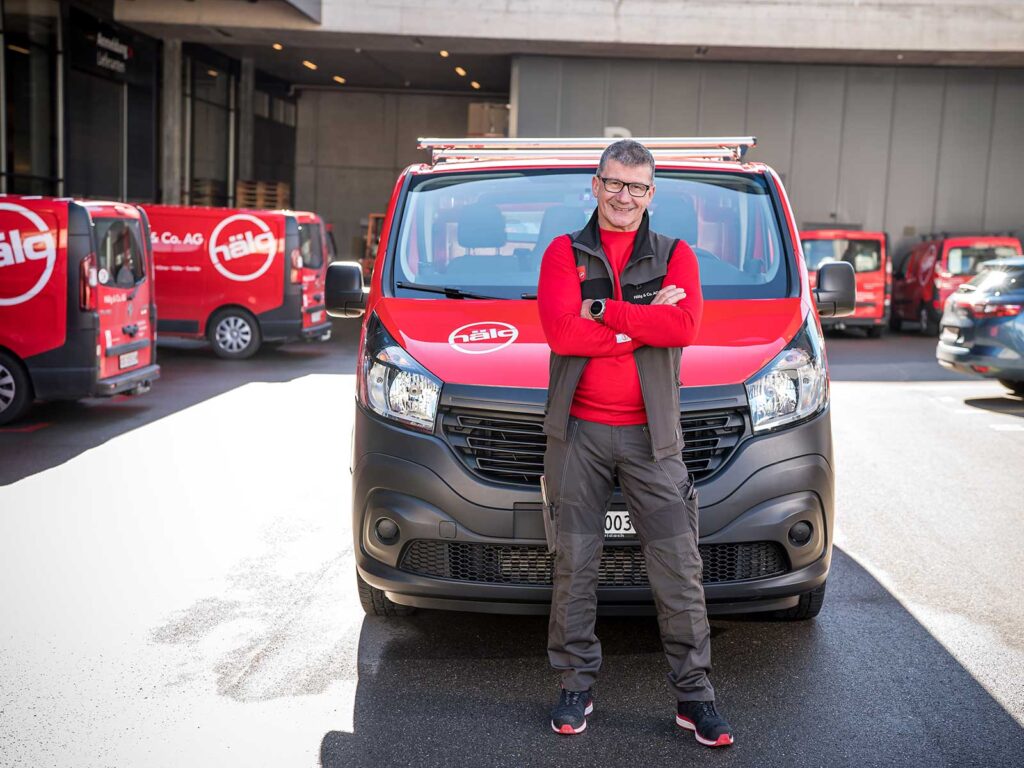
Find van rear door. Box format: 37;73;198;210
297;218;328;330
92;213;155;380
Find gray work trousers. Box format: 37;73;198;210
545;417;715;701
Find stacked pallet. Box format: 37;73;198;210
235;180;291;209
191;178;226;206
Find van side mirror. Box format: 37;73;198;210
814;261;856;317
326;261;367;318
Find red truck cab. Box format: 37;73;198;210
892;235;1022;335
142;205;332;359
0;195;159;425
801;229;890;337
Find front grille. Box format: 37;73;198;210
441;407;746;486
400;540;788;587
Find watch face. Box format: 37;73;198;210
591;300;603;316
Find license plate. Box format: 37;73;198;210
604;510;635;538
118;350;139;369
311;311;323;323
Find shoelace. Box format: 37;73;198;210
560;689;587;707
696;702;720;721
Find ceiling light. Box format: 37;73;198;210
439;50;450;58
470;81;481;90
7;44;30;55
272;43;283;51
302;60;318;70
333;75;346;85
207;69;219;78
454;66;467;76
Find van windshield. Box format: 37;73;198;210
299;223;324;269
389;169;793;300
803;238;882;273
94;218;146;288
947;245;1019;276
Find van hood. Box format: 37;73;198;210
374;297;805;388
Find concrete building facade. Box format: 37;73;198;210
4;0;1022;255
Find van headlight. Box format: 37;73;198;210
745;316;828;433
359;314;441;432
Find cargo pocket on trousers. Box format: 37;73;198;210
682;477;700;536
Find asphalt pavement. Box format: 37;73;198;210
1;324;1022;767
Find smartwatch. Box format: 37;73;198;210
589;299;606;322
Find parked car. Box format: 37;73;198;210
891;234;1022;335
141;205;332;359
801;229;890;337
326;137;856;621
0;195;159;426
936;257;1024;395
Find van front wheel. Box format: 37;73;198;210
208;309;261;359
356;572;416;617
0;351;33;426
998;379;1024;396
773;581;826;621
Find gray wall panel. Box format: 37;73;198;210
884;68;945;239
651;61;700;136
984;70;1024;231
836;67;896;229
934;69;997;232
790;66;846;227
606;60;655;137
698;63;749;136
745;65;797;180
512;57;561;136
559;59;608;137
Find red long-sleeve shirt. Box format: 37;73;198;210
537;229;703;425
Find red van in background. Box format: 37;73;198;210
801;230;890;337
891;234;1022;335
142;205;332;359
0;195;159;426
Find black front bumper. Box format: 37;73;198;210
350;385;835;616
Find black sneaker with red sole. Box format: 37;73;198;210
550;688;594;735
676;700;734;747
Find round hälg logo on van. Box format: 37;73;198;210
448;321;519;354
208;213;278;282
0;202;57;307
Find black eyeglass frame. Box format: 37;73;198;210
596;176;653;197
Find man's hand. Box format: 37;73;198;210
580;299;595;320
651;284;687;306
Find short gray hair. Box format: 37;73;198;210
597;139;655;182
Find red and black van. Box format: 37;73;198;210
801;229;890;337
0;195;159;426
325;137;856;621
141;205;332;359
891;234;1022;335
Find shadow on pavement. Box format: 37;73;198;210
964;396;1024;418
0;319;362;485
319;548;1024;767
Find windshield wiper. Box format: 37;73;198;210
395;281;510;300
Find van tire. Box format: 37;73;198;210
208;309;261;359
866;325;884;338
773;581;826;621
998;379;1024;396
357;572;416;617
889;312;903;332
0;351;33;426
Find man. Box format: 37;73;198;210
536;139;733;747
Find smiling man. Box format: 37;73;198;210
536;139;733;747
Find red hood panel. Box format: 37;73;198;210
374;298;804;388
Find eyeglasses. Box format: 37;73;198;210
597;176;652;197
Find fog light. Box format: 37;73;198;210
789;521;813;546
375;517;399;543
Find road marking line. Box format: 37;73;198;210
989;424;1024;432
